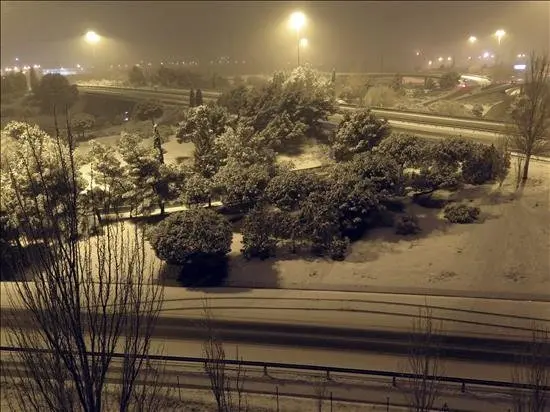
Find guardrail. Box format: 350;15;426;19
1;345;547;393
340;107;512;134
77;84;221;97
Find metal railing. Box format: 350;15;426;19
1;345;547;393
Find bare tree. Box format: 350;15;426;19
511;324;549;412
510;53;550;182
1;110;168;411
405;304;444;412
202;300;247;412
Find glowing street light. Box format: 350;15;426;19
289;11;306;31
468;35;478;44
495;29;506;45
447;56;452;61
84;30;101;66
85;30;100;44
289;11;306;66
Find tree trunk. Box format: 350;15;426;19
521;154;531;182
159;202;165;216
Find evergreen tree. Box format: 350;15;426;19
196;88;203;106
189;89;196;108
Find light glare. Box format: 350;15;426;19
289;11;306;31
85;30;100;44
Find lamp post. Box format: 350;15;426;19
299;37;308;64
494;29;506;65
85;30;101;67
289;12;306;66
495;29;506;46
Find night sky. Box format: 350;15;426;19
1;1;549;72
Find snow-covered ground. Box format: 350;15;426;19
227;161;550;298
32;133;550;298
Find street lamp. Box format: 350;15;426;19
85;30;100;44
468;35;478;44
299;38;309;64
494;29;506;65
495;29;506;45
85;30;100;66
289;11;306;66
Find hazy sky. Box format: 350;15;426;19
1;1;549;71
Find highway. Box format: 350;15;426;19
2;284;549;409
78;84;513;136
2;286;549;358
2;286;548;410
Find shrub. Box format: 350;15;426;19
462;143;510;185
395;215;421;235
71;113;95;140
241;206;278;260
471;104;484;118
327;237;350;261
347;152;402;197
182;173;212;207
213;162;273;211
265;169;325;211
325;168;384;240
149;209;232;266
443;203;480;224
330;110;391;161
